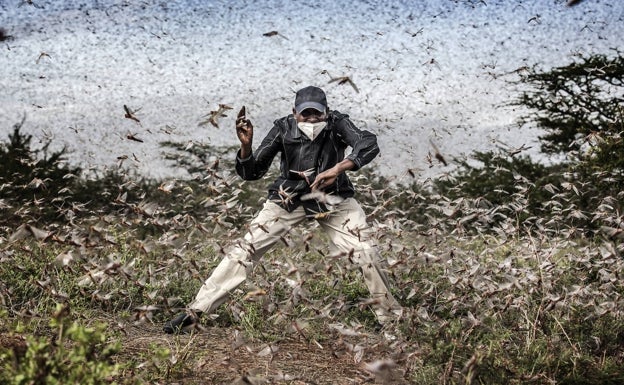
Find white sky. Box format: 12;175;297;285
1;0;622;181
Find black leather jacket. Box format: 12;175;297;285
235;110;379;213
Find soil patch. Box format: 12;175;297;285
113;319;411;384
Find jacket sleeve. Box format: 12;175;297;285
332;113;380;171
235;120;282;180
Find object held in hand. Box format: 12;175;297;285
236;106;246;127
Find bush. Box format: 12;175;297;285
0;304;121;385
0;121;83;225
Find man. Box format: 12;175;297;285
164;86;402;334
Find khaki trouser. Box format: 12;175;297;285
189;198;402;323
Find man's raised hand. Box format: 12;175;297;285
236;106;253;158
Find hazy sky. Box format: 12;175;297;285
1;0;622;179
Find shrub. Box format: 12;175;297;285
0;304;121;385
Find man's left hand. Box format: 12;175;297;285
310;159;356;190
310;168;337;190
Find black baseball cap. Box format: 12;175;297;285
294;86;328;114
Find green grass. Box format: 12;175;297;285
4;228;622;384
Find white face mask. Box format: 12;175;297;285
298;121;326;140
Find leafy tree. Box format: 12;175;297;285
433;53;623;235
513;52;624;216
514;52;623;158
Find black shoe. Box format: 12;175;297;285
163;311;202;334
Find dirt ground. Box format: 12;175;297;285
115;319;414;385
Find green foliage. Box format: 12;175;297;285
432;149;623;236
0;304;121;385
395;236;624;385
0;121;157;230
513;52;624;213
434;53;624;235
0;120;82;225
436;151;554;206
514;53;624;156
518;52;624;220
571;129;624;208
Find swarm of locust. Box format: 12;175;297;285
3;148;622;384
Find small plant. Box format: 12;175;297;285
0;304;121;385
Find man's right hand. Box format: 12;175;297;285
236;106;253;158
